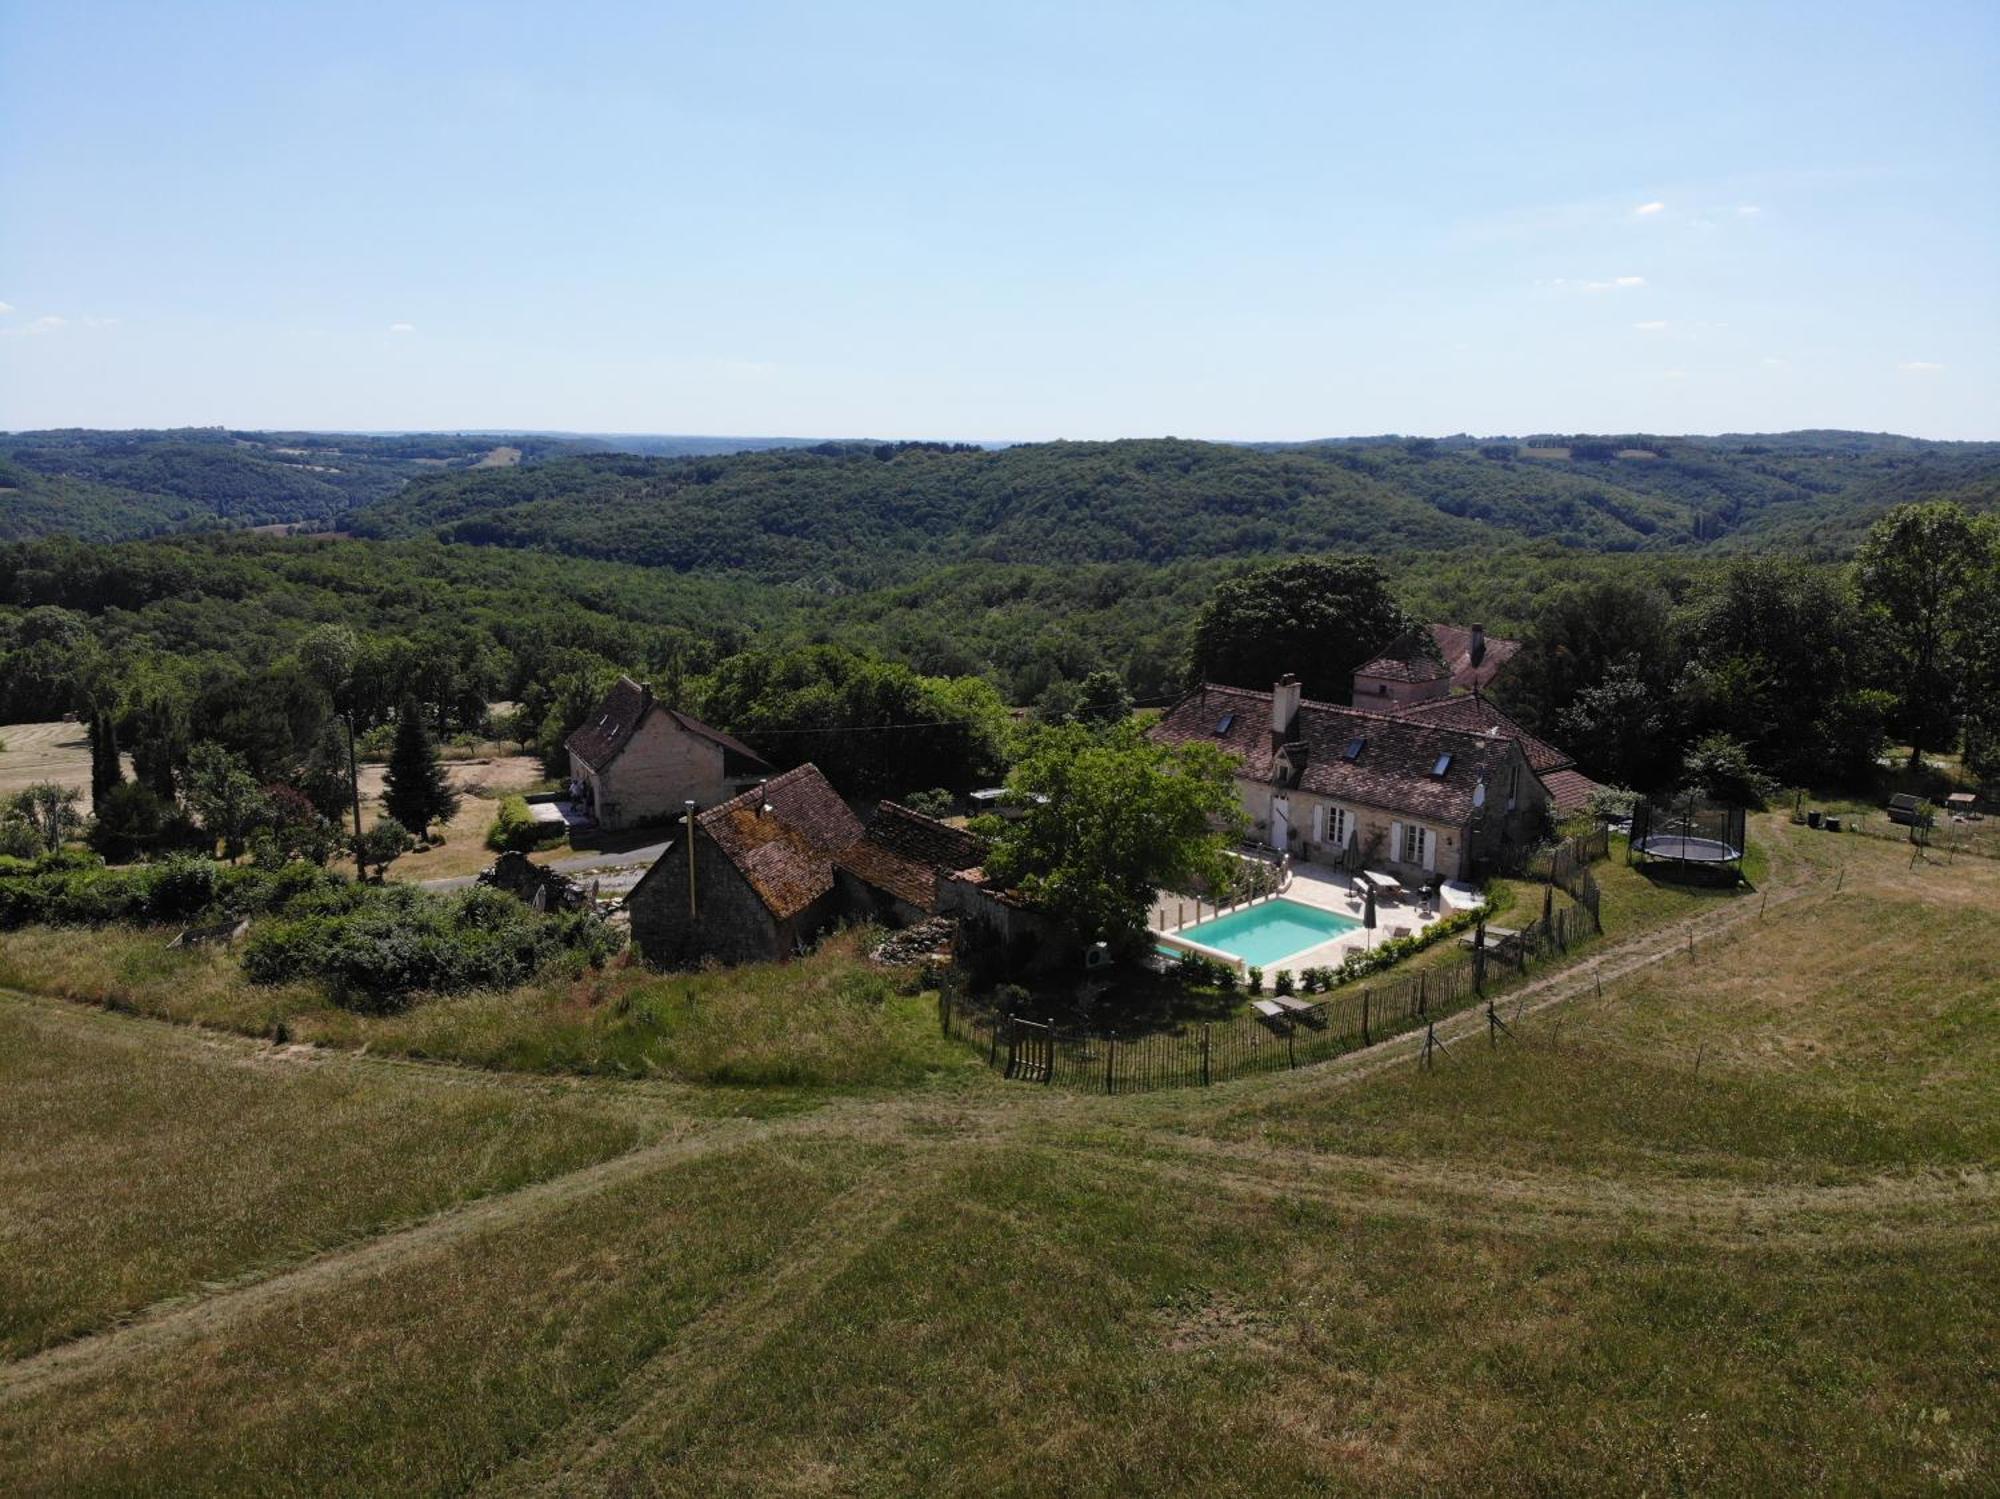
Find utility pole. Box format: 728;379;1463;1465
345;713;365;882
685;799;698;924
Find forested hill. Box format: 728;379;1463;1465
347;433;2000;583
6;427;1995;568
0;429;601;542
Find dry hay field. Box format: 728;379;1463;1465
0;719;109;810
0;817;1995;1495
0;721;544;878
358;752;549;883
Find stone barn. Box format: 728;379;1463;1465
626;767;997;968
565;676;771;832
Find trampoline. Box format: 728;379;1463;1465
1629;796;1747;873
1631;833;1741;863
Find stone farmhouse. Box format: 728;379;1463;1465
1152;677;1549;883
565;675;772;831
626;764;997;966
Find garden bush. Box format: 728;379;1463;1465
242;884;623;1010
485;795;565;853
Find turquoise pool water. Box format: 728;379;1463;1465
1173;899;1361;966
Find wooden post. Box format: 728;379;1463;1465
1472;919;1486;995
1361;988;1371;1046
344;714;365;883
1287;1028;1296;1068
1104;1037;1115;1094
1046;1019;1056;1085
684;800;698;925
1201;1024;1211;1087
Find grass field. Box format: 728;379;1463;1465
0;818;1994;1494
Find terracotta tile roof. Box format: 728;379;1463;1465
1539;768;1604;815
1151;683;1527;825
834;801;989;914
1428;623;1520;693
698;764;862;921
1354;630;1450;685
1379;694;1571;774
565;675;770;775
565;675;650;770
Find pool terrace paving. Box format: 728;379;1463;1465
1152;859;1442;978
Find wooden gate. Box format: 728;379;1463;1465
1004;1017;1054;1083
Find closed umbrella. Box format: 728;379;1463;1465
1362;883;1377;949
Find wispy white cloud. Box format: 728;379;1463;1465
1761;356;1790;368
1634;200;1666;216
1541;274;1647;294
1737;204;1761;216
81;315;120;329
1897;360;1944;374
0;301;13;315
30;315;65;332
1633;320;1669;332
388;321;415;334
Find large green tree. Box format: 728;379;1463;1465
1499;577;1676;743
1856;501;1999;768
985;722;1243;955
1674;557;1889;786
696;645;1009;798
1187;556;1411;702
382;699;459;835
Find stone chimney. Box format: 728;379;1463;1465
1469;625;1486;667
1271;674;1302;747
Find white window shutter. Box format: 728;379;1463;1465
1390;821;1402;862
1312;804;1325;842
1423;829;1438;872
1345;811;1356;848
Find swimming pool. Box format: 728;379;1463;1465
1174;899;1361;967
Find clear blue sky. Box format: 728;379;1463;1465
2;0;1994;439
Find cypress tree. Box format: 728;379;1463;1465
383;698;459;836
88;710;125;804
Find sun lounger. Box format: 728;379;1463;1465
1272;995;1327;1027
1249;998;1292;1032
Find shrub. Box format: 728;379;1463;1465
1216;965;1239;994
1332;905;1489;985
0;817;41;861
1246;965;1264;995
242;884;624;1010
1273;970;1295;996
486;795;565;853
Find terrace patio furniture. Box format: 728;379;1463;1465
1459;925;1522;955
1360;869;1404;898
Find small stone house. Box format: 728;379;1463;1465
565;676;771;831
1150;676;1552;883
626;765;992;967
1351;623;1521;706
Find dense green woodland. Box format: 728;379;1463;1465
6;427;1996;562
346;433;2000;581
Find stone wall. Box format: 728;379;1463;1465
578;712;753;831
630;834;782;966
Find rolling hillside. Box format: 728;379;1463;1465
5;427;1995;574
348;431;2000;582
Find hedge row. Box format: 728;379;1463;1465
242;885;622;1012
0;851;623;1009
